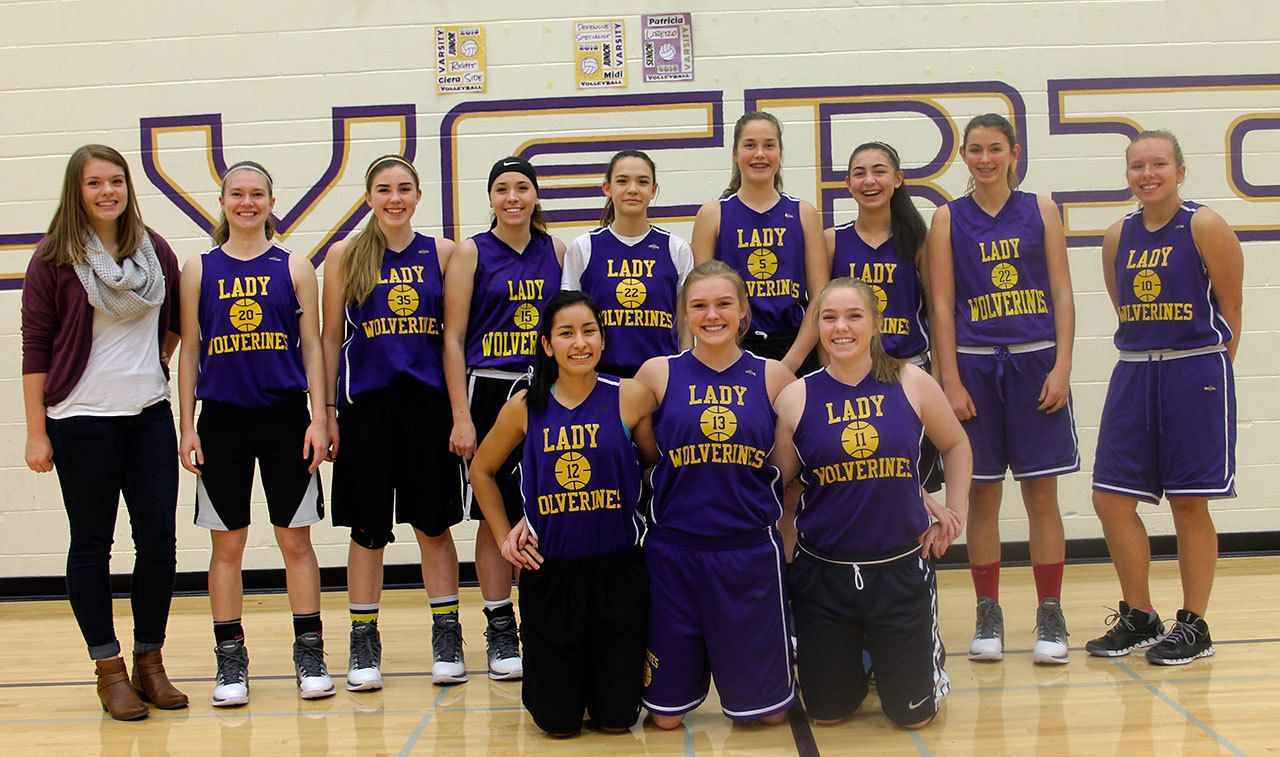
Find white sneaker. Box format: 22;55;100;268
485;613;523;680
346;621;384;691
1032;598;1071;665
431;614;469;685
211;639;250;707
294;632;337;699
968;597;1005;661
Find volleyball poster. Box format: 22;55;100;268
435;24;487;94
574;20;626;89
642;12;695;82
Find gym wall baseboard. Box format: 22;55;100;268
3;531;1277;601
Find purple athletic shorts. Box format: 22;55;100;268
641;528;795;720
957;345;1080;481
1093;350;1236;503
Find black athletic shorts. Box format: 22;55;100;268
332;380;463;545
742;331;820;375
518;547;648;735
465;372;528;523
789;544;949;726
194;395;323;531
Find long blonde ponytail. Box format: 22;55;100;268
341;156;420;305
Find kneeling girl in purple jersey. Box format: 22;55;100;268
772;277;971;728
633;261;798;728
1086;131;1243;665
178;161;331;705
928;114;1077;664
471;291;656;736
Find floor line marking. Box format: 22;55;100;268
910;730;934;756
1114;661;1248;757
398;686;450;756
787;702;820;757
683;720;696;757
0;708;422;725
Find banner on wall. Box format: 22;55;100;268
435;25;487;94
641;12;694;82
574;20;627;89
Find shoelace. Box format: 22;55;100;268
294;639;328;678
433;620;464;663
216;644;248;685
1101;607;1137;632
349;624;382;670
486;618;520;660
975;602;1001;639
1158;620;1199;648
1037;605;1069;641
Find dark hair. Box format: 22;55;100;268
961;113;1020;192
486;159;550;237
525;290;607;412
41;144;148;266
849;142;927;264
213;160;276;244
600;150;657;226
723;111;784;197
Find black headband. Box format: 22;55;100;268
488;156;539;193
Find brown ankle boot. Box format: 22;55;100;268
95;657;148;721
131;649;189;709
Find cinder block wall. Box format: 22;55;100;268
1;1;1275;578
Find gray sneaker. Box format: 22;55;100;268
293;632;336;699
431;614;468;685
346;621;383;691
1032;598;1070;664
211;639;249;707
485;614;523;680
968;596;1005;661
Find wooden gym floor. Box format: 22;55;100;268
0;557;1275;755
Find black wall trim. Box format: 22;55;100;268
4;531;1277;601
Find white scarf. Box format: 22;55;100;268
73;230;165;320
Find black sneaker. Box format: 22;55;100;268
431;614;468;685
211;639;250;707
1145;609;1215;666
346;621;383;691
1085;601;1163;657
293;632;337;699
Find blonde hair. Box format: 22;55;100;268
812;276;902;383
678;260;751;344
40;144;147;266
1127;129;1184;167
341;155;421;305
212;161;277;245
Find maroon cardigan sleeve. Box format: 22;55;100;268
151;230;182;338
20;251;58;375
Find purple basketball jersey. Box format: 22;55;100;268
465;231;562;372
947;191;1054;346
715;193;807;335
578;226;679;374
520;376;643;559
338;233;445;404
650;351;782;538
1113;201;1231;351
196;245;307;408
831;222;930;358
792;369;927;558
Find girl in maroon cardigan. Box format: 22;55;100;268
21;144;187;720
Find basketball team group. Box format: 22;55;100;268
20;111;1243;733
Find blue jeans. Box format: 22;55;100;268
47;400;179;659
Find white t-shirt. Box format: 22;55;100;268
47;306;170;419
561;224;694;291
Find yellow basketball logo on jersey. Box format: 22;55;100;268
513;302;540;330
644;649;659;687
228;298;262;332
700;405;737;442
1133;269;1162;302
870;284;888;313
991;263;1019;291
747;248;778;280
387;284;419;316
615;277;648;309
553;451;592;491
841;420;880;459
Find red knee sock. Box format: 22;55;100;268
970;561;1001;602
1032;561;1065;603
